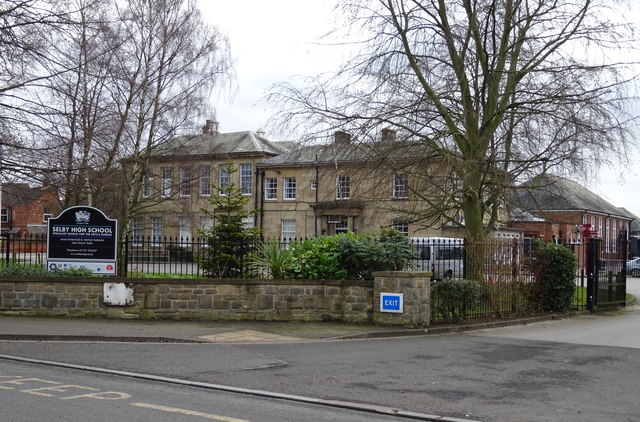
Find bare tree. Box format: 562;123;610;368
15;0;233;239
270;0;639;248
107;0;233;241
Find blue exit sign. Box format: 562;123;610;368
380;293;404;313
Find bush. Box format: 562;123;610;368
248;239;295;279
0;264;94;277
531;239;577;312
431;278;482;323
285;229;414;280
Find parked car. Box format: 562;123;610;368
627;257;640;278
410;237;465;280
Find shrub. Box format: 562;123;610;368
0;264;94;277
248;239;295;279
531;239;577;312
432;278;482;323
289;236;347;280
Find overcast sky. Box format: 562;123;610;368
200;1;640;217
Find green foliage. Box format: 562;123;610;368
334;229;414;279
0;264;94;277
531;239;577;312
282;229;414;280
431;278;482;323
199;163;261;278
289;236;347;280
248;239;295;279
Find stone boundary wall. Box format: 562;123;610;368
0;273;431;326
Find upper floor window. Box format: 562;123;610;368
265;177;277;200
310;180;317;190
240;163;252;195
219;164;230;195
180;167;191;197
0;208;8;223
199;165;211;196
143;167;153;198
161;167;172;198
393;174;408;199
336;176;350;200
283;177;296;200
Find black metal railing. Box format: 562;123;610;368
0;233;627;320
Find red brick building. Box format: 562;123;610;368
1;183;60;235
509;176;634;259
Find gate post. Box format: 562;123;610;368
586;238;600;313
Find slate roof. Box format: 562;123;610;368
153;131;289;158
258;141;374;167
513;175;634;221
1;183;56;207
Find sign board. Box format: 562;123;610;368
380;293;404;313
47;206;117;275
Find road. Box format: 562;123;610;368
0;358;424;422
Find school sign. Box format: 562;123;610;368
47;206;118;275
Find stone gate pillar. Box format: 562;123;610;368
372;271;431;327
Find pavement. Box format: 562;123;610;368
0;314;563;344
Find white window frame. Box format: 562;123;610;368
199;165;211;196
161;167;172;198
392;220;409;236
283;177;296;200
151;217;163;246
132;216;144;246
336;176;350;200
143;167;153;198
180;167;191;197
240;163;252;195
281;219;296;239
219;164;230;195
265;177;277;200
393;174;408;199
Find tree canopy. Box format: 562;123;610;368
271;0;639;241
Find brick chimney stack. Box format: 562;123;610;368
202;119;219;136
334;131;351;145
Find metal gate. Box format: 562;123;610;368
586;238;627;312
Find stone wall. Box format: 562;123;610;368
0;273;430;327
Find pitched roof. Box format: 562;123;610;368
259;141;373;167
513;175;634;221
2;183;56;207
153;131;288;158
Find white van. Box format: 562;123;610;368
410;237;465;280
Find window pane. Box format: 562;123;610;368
199;165;211;196
180;167;191;197
219;164;230;195
283;177;296;200
240;163;252;195
151;217;163;245
281;219;296;239
161;167;172;197
265;178;277;200
336;176;350;200
132;217;144;245
393;174;408;198
143;167;153;198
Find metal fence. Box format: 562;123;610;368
0;233;627;320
